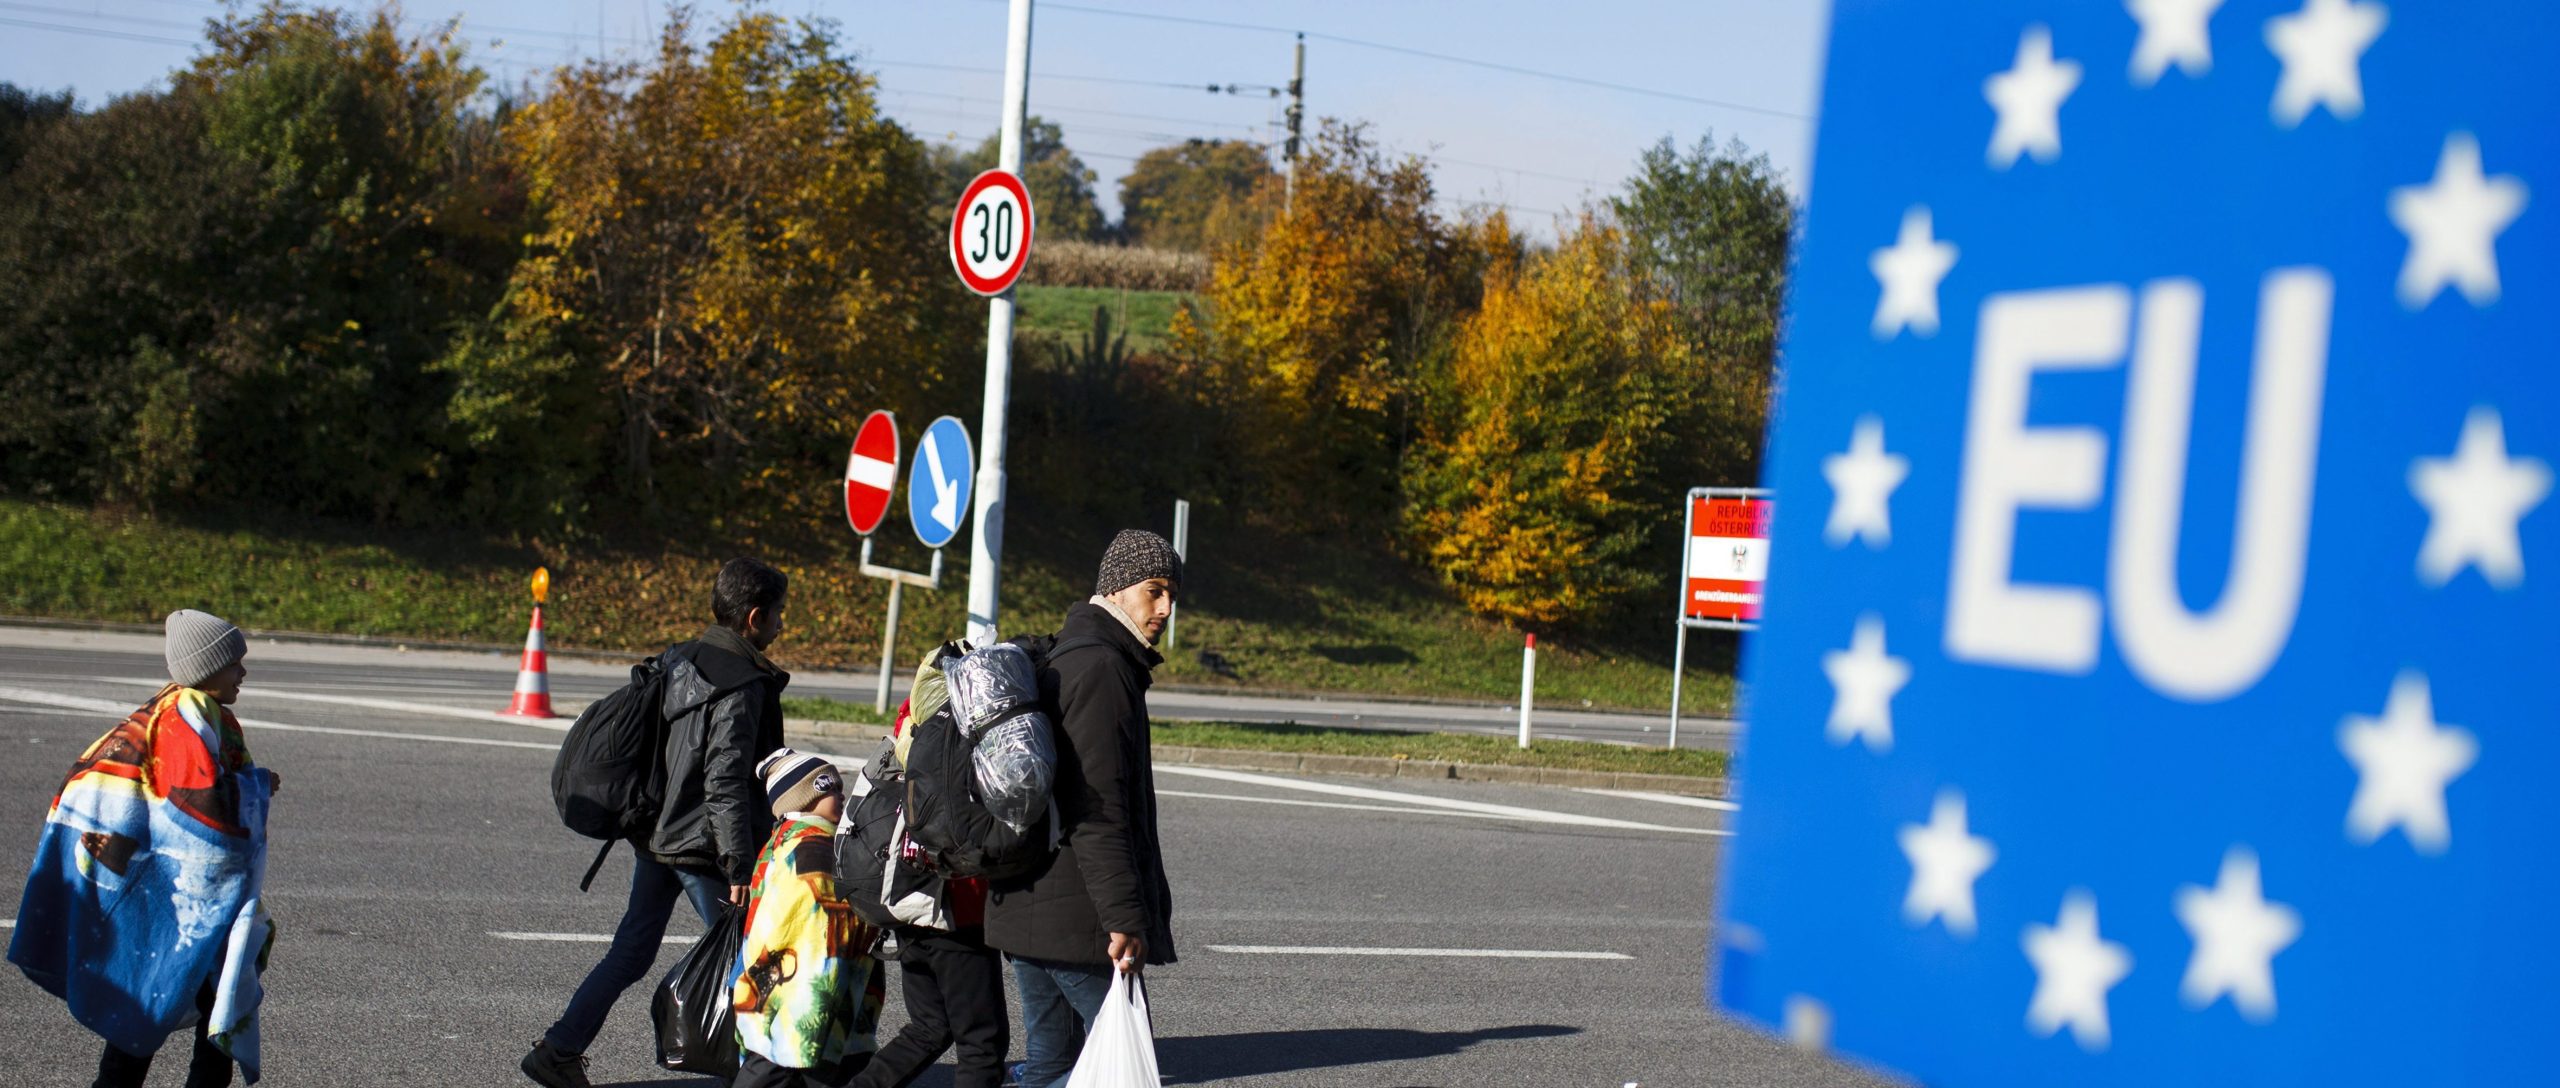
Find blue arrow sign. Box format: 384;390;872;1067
1718;4;2557;1087
908;415;974;550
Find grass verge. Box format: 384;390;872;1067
777;694;1725;779
1013;284;1191;352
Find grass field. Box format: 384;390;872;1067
776;695;1726;778
0;499;1740;716
1013;284;1192;353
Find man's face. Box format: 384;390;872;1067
1105;577;1177;645
748;594;788;652
201;660;247;706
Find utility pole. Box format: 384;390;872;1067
966;0;1033;645
1285;33;1304;205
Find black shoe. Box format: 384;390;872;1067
520;1039;592;1088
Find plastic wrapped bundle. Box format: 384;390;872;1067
947;643;1040;738
972;709;1055;833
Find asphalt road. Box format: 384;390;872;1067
0;644;1864;1087
0;626;1737;752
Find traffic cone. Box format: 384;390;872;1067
502;605;557;719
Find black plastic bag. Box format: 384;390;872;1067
652;904;743;1076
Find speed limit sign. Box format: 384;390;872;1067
949;169;1035;296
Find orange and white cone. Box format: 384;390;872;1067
501;605;557;719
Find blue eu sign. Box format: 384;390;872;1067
1717;2;2554;1085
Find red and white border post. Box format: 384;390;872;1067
1670;487;1773;747
1517;633;1538;749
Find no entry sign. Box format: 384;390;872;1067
844;410;899;536
950;169;1035;296
1684;490;1773;626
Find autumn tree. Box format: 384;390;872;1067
497;9;969;529
1609;134;1795;486
1118;138;1274;251
932;115;1106;242
1174;123;1497;523
1402;218;1699;627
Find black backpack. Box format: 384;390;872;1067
550;655;669;890
903;634;1106;880
836;739;948;931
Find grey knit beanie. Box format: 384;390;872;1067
165;609;247;687
1093;529;1183;597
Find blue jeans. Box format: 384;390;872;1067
1009;956;1115;1088
546;849;727;1054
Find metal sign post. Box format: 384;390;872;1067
1165;498;1190;650
860;538;943;715
1670;486;1773;748
964;0;1036;645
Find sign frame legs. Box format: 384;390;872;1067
861;537;944;715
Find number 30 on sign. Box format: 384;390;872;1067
950;169;1035;297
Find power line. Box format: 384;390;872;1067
0;13;193;47
1008;0;1812;122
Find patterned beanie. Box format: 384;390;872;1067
1093;529;1183;597
757;748;843;818
165;609;247;688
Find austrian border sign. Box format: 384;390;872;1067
949;169;1034;297
1716;4;2556;1087
1683;488;1774;627
908;415;974;550
844;410;899;536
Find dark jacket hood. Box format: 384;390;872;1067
668;624;788;714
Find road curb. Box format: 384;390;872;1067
782;719;1730;799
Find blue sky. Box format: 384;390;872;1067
0;1;1833;234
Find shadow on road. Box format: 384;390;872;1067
1158;1023;1581;1084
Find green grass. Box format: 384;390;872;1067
773;694;1724;778
1013;284;1191;353
0;498;1739;718
1153;720;1727;778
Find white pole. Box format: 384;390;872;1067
1166;498;1190;649
1669;623;1688;749
1516;633;1536;749
966;0;1035;646
876;579;903;716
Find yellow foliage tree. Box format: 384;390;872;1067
501;10;967;524
1402;218;1698;627
1175;124;1493;523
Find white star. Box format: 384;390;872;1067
1823;416;1910;548
2390;133;2530;309
2411;406;2551;588
1898;789;1996;938
2022;889;2134;1052
2127;0;2225;86
1822;613;1909;753
2264;0;2387;127
2340;670;2478;855
1869;206;1959;339
1985;25;2083;169
2174;846;2302;1023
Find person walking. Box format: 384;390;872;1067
10;609;278;1088
985;530;1181;1088
850;704;1008;1088
523;557;794;1088
731;749;888;1088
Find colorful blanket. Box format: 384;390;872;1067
8;685;273;1079
733;812;885;1069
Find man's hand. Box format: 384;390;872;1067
729;884;750;907
1108;932;1145;974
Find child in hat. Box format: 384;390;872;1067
732;749;888;1088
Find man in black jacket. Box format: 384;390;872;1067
523;558;793;1088
987;530;1180;1088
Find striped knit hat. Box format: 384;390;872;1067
757;748;843;818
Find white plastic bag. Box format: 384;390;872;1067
1062;970;1160;1088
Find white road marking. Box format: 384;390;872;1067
88;676;573;729
1207;944;1630;960
0;686;558;751
1163;788;1526;821
490;931;698;944
1157;765;1723;836
1572;788;1741;812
